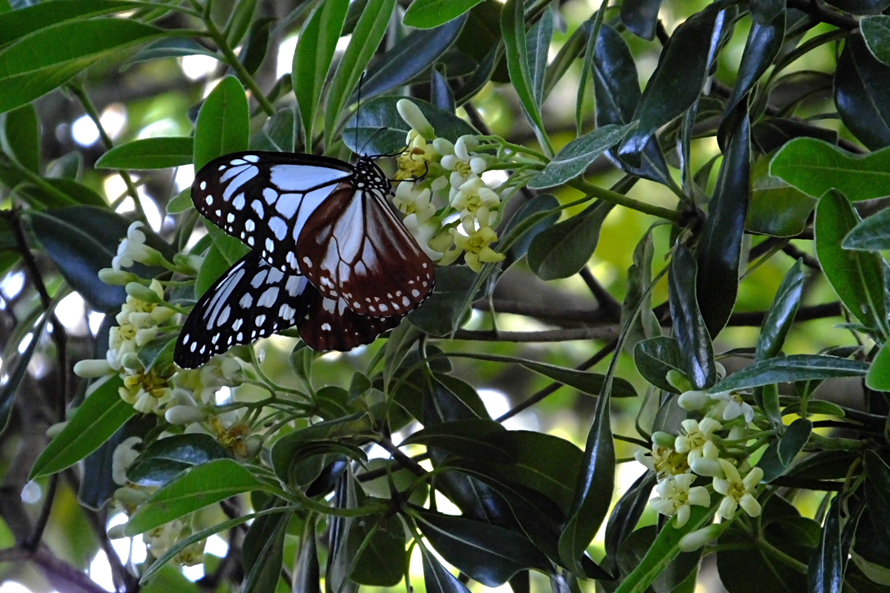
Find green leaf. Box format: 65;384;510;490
864;451;890;546
224;0;257;48
835;35;890;150
710;355;870;392
96;137;193;170
404;0;485;28
669;244;716;390
30;376;134;479
294;519;321;593
620;0;663;40
242;507;289;593
843;207;890;251
622;228;662;352
0;0;142;45
618;6;721;163
193;76;249;170
758;418;812;482
501;0;552;154
527;201;613;280
866;341;890;390
416;509;550;587
27;207;129;311
757;260;808;362
815;190;888;336
421;546;472;593
604;471;657;573
500;193;560;261
251;107;297;153
634;336;684;394
0;309;51;437
407;265;480;336
125;459;265;535
127;433;229;486
402;419;512;463
293;0;349;146
323;0;396;149
808;495;844;593
0;104;40;174
748;155;816;237
696;111;750;337
526;9;552;109
770;139;890;202
126;38;220;65
351;515;407;586
528;124;631;189
862;15;890;66
520;360;637;398
0;18;164;113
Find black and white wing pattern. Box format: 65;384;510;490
175;251;312;368
296;158;435;318
192;152;355;275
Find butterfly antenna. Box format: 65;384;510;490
355;72;365;156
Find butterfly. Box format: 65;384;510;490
174;152;435;369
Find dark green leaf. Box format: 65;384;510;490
862;15;890;66
404;0;485;28
0;309;51;438
407;265;480;336
815;190;888;336
0;104;39;174
620;0;663;40
0;19;164;113
748;156;816;237
27;207;129;311
604;471;657;573
808;495;843;593
824;0;890;14
710;355;870;392
750;0;785;24
126;37;220;64
520;359;636;398
193;77;249;170
669;244;716;390
618;6;721;163
622;228;661;351
127;434;229;486
527;201;613;280
242;507;289;593
324;0;397;149
30;376;134;479
864;451;890;545
866;341;890;390
529;124;631;189
500;193;560;261
269;414;372;484
416;509;550;587
345;96;475;155
361;15;467;101
526;9;552;109
835;35;890;150
293;519;321;593
421;545;472;593
402;419;512;463
759;419;813;482
251;107;297;153
224;0;257;48
351;515;407;586
96;137;193;170
0;0;143;46
293;0;349;145
843;207;890;251
757;260;808;361
696;111;750;337
634;336;684;394
125;459;265;535
238;17;275;77
752;118;838;154
430;66;456;112
770;139;890;202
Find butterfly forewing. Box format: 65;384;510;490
192;152;353;274
175;251;312;368
297;182;435;317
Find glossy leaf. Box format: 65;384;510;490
430;66;456;112
696;111;750;337
669;244;716;390
293;0;349;146
843;207;890;251
402;419;513;463
28;207;129;311
345;96;475;156
759;419;813;482
96;137;193;170
824;0;890;14
864;451;890;544
835;35;890;149
251;107;297;153
621;228;661;351
324;0;397;149
866;341;890;390
559;370;615;573
193;77;249;170
351;515;407;586
407;265;480;336
293;519;321;593
529;124;631;189
748;155;816;237
127;37;220;64
501;193;560;261
770;139;890;202
861;16;890;66
0;19;163;113
0;104;39;175
634;336;684;394
501;0;551;154
125;459;265;535
620;0;662;40
618;6;722;163
710;355;870;392
416;509;550;587
750;0;785;23
242;507;289;593
127;434;229;486
815;190;888;336
0;0;141;45
808;495;843;593
421;545;472;593
527;9;553;109
224;0;257;48
405;0;485;28
361;15;467;101
604;471;657;572
30;376;134;479
752;118;838;155
757;260;807;362
527;202;614;280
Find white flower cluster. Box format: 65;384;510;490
636;383;764;541
393;100;507;272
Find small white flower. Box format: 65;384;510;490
112;222;157;271
713;459;763;520
397;99;435;139
679;525;723;552
73;358;113;378
709;391;755;423
165;404;205;425
402;214;444;261
393;183;436;223
651;473;711;528
111;436;142;486
450;177;500;224
678;390;710;411
675;417;722;465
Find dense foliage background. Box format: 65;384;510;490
1;0;890;592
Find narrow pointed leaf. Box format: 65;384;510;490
757;260;808;362
843;207;890;251
421;546;472;593
835;35;890;150
861;15;890;66
293;519;321;593
0;0;142;45
709;355;870;392
243;509;290;593
620;0;663;40
669;244;716;390
96;137;193;170
405;0;486;28
528;124;631;189
864;451;890;544
634;336;684;394
808;495;843;593
866;341;890;390
526;9;553;109
194;77;249;170
527;202;614;280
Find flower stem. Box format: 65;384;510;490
569;178;682;222
204;19;276;116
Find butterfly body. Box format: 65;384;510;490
175;151;434;368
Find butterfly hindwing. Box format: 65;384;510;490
298;292;404;352
192;151;354;274
175;251;312;368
